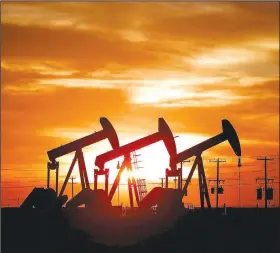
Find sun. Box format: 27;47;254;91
57;132;209;188
127;133;209;181
118;169;138;184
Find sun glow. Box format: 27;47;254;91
54;131;209;187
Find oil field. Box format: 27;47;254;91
1;1;280;253
2;117;280;253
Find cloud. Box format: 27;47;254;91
142;2;279;45
131;88;250;107
189;47;267;67
2;23;163;71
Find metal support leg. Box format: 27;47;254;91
128;177;134;208
77;149;89;189
59;153;78;197
79;165;85;190
47;167;50;189
131;176;140;205
181;157;198;198
198;159;211;208
105;172;109;195
198;168;204;209
94;173;98;190
56;166;59;196
109;158;127;201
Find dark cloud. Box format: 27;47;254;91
142;2;279;47
2;23;163;71
1;66;71;87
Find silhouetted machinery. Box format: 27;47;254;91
257;187;263;200
256;178;274;202
211;186;224;194
209;179;225;195
137;187;185;219
21;117;242;218
94;118;177;208
47;117;120;197
217;186;224;194
168;119;242;209
20;188;68;210
21;118;119;211
66;188;112;216
90;118;241;216
266;187;274;200
256;187;274;201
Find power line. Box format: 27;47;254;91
2;155;278;171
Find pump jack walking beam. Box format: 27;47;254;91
170;120;241;168
95;118;177;170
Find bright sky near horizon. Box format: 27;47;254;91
1;1;279;208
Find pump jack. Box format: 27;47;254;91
95;118;177;208
47;117;120;197
168;119;242;209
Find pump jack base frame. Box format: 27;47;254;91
182;154;211;209
108;155;140;208
47;149;91;197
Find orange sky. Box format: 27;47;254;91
1;1;279;208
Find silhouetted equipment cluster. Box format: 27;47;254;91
256;187;274;201
210;186;224;195
256;158;275;208
256;178;274;207
47;117;120;196
21;117;242;221
20;188;68;211
257;188;262;200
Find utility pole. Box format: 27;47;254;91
70;176;76;198
257;157;274;208
159;177;165;188
209;158;226;208
238;158;242;207
277;156;280;208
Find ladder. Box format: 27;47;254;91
131;151;147;201
136;178;148;201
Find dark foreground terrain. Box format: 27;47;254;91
1;207;280;253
